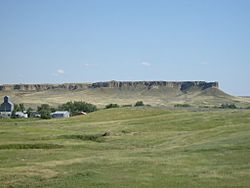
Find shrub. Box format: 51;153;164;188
122;104;133;108
220;103;237;109
105;103;120;109
58;134;106;142
174;104;191;107
135;101;144;107
0;143;63;150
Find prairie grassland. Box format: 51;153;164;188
0;108;250;187
1;87;249;109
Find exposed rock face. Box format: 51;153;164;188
0;81;219;92
0;83;89;91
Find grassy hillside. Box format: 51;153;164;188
0;87;249;108
0;108;250;187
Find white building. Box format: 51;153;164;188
15;112;28;118
51;111;70;118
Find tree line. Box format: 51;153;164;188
12;101;97;119
12;100;147;119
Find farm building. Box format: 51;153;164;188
0;96;14;118
30;112;41;118
14;112;28;118
51;111;70;118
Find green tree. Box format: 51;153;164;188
37;104;52;119
11;104;18;118
13;104;21;112
19;103;25;112
58;101;97;116
174;104;191;107
220;103;237;109
105;103;120;109
11;104;25;118
26;107;33;117
135;101;144;107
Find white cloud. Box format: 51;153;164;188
57;69;65;74
141;62;151;67
53;69;65;76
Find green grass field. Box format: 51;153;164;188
0;108;250;187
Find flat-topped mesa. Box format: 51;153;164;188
0;83;90;91
0;81;219;91
91;81;219;91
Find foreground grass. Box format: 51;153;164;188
0;108;250;187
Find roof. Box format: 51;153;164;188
51;111;70;115
15;111;28;118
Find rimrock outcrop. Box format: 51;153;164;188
0;81;219;92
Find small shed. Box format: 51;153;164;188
15;112;28;118
51;111;70;118
30;112;41;118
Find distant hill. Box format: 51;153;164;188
0;81;249;108
0;81;219;92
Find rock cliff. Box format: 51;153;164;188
0;81;219;92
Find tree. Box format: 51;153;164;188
135;101;144;107
105;103;119;109
40;110;51;119
11;103;25;118
26;107;33;117
37;104;52;119
11;104;18;118
220;103;237;109
19;103;25;112
13;104;21;112
58;101;97;116
174;104;191;107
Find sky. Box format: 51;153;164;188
0;0;249;96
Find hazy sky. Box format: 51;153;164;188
0;0;249;96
